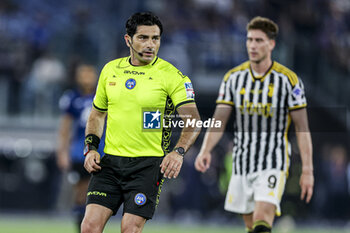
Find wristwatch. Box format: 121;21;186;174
84;144;97;156
173;147;186;157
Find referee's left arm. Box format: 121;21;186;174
160;103;201;179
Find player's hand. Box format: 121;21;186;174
160;151;183;179
57;151;71;172
299;170;314;203
84;150;102;173
194;151;211;173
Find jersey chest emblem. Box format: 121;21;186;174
268;84;274;97
125;78;136;89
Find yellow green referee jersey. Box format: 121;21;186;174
93;56;195;157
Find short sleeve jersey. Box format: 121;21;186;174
216;61;307;175
93;56;195;157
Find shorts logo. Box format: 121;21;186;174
125;78;136;89
143;110;161;129
87;191;107;197
184;82;195;99
134;193;147;206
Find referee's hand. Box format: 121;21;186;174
160;152;183;179
84;151;102;173
194;151;211;173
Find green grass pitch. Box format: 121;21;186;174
0;216;347;233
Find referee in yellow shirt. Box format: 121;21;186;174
81;12;201;233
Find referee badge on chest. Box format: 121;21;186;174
134;193;147;206
125;78;136;89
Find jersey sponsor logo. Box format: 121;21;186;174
134;193;147;206
125;78;136;89
143;110;161;129
109;82;116;86
240;100;274;117
184;82;195;99
124;70;145;75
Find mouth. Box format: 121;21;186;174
143;51;154;57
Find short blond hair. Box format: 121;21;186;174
247;16;279;40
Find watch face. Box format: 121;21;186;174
176;147;185;155
178;147;185;154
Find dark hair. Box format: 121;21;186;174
247;16;279;40
126;12;163;38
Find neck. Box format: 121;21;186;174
80;87;94;95
250;57;272;75
130;50;150;66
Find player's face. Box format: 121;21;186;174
76;66;97;92
246;29;275;64
125;25;161;66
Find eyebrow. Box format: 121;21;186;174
137;34;160;38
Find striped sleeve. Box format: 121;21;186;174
288;77;307;110
216;72;234;106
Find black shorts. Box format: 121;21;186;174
86;154;164;220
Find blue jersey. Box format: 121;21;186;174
59;89;105;163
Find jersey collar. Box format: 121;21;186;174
249;61;275;82
128;56;159;67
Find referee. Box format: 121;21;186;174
195;16;313;233
81;12;201;233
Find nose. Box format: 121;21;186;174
146;39;155;48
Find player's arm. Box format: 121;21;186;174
56;114;73;171
290;108;314;203
194;104;232;173
84;107;107;173
160;103;201;179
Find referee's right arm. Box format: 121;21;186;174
84;108;107;173
195;104;232;173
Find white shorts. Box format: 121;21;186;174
224;169;287;216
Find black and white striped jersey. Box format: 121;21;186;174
216;61;307;175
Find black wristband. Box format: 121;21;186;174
84;134;100;149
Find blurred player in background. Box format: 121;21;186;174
56;64;104;232
195;16;314;233
81;12;201;233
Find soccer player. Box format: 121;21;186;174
194;16;314;233
81;12;201;233
56;64;104;232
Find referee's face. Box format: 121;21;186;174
126;25;161;66
246;29;275;64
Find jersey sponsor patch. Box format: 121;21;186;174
292;85;303;100
143;110;161;129
184;82;195;99
134;193;147;206
125;78;136;89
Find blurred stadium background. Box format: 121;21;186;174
0;0;349;232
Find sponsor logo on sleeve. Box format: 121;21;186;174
184;82;195;99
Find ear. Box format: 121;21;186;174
124;34;131;47
269;39;276;51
